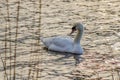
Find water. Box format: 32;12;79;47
0;0;120;80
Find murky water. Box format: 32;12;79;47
0;0;120;80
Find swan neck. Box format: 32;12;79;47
74;29;83;43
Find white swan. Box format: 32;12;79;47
40;23;84;55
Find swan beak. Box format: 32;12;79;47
69;29;76;35
69;25;76;36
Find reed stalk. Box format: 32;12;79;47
38;0;41;44
4;17;8;80
3;2;10;79
13;1;20;80
32;1;38;80
28;35;34;80
36;68;39;80
116;70;120;80
6;0;12;79
0;9;8;80
35;0;42;79
28;25;34;79
97;73;99;80
111;69;114;80
0;54;8;80
28;68;32;80
28;0;42;79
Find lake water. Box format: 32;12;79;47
0;0;120;80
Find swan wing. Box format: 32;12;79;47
40;37;55;47
40;36;73;52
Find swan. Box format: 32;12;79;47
40;23;84;55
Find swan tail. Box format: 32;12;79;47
40;37;49;47
40;37;44;42
40;36;54;48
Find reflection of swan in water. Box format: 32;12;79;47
73;54;84;66
40;23;84;55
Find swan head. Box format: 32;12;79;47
70;23;84;35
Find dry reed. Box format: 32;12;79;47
0;8;9;80
4;2;9;79
36;0;42;79
28;67;32;80
28;0;36;79
28;40;34;80
13;1;20;80
35;0;42;79
111;69;114;80
0;54;8;80
38;0;42;44
116;70;120;80
5;0;12;80
27;0;42;80
1;2;11;79
4;16;8;80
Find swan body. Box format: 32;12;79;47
40;23;84;54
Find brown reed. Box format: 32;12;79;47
0;54;8;80
116;70;120;80
28;0;41;80
35;0;42;79
13;1;20;80
111;69;114;80
5;0;12;80
38;0;42;44
28;44;33;80
4;17;8;80
97;72;100;80
28;24;33;79
2;3;9;79
28;67;32;80
36;68;39;80
0;9;9;80
1;3;10;79
27;0;36;78
28;31;34;80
